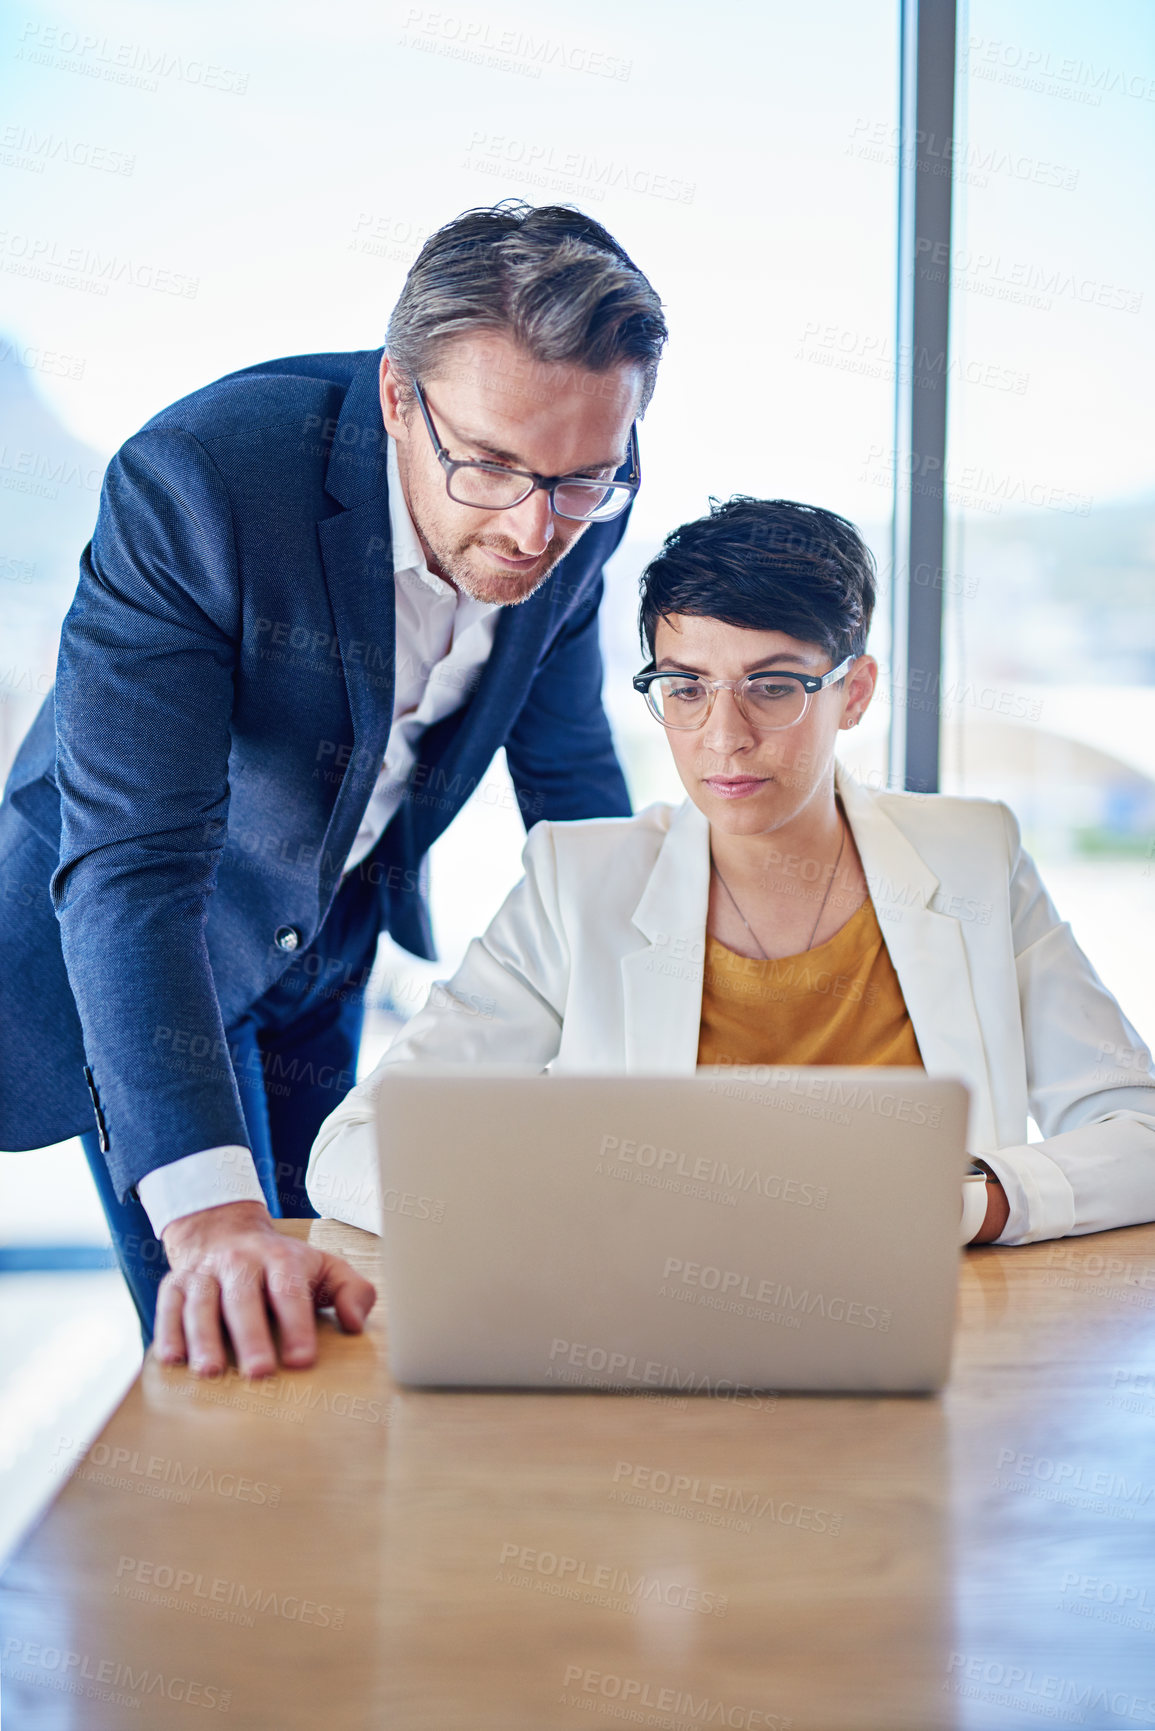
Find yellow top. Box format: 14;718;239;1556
696;895;924;1069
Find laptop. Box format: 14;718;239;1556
374;1066;970;1394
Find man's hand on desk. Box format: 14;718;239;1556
969;1163;1011;1244
155;1200;377;1378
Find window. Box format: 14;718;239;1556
942;0;1155;1038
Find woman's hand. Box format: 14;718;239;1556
969;1162;1011;1244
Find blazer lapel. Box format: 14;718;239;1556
620;801;712;1073
404;592;554;860
315;351;397;898
614;771;998;1140
836;765;998;1148
311;342;563;875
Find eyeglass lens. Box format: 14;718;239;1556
645;674;810;730
446;465;632;522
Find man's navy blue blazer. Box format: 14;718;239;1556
0;347;631;1196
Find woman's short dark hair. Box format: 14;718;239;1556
639;497;876;663
386;200;667;411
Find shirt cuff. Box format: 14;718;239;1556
306;1115;384;1236
136;1147;268;1238
976;1141;1077;1246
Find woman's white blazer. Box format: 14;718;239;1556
307;764;1155;1246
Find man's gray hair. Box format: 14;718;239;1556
386;201;667;412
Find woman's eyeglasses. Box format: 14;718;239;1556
632;657;855;731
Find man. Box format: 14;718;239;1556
0;201;666;1377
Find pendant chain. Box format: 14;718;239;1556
711;818;848;960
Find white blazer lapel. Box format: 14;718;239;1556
620;801;711;1073
614;775;999;1145
836;765;998;1149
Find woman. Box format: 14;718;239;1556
306;497;1155;1247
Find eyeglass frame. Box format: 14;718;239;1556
632;655;857;731
409;376;641;522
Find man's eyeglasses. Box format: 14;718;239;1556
632;657;856;731
411;377;640;523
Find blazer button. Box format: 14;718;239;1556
274;925;303;952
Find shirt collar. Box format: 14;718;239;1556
386;436;431;584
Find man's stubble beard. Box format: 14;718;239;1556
433;527;575;607
397;446;585;605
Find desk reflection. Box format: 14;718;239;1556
9;1220;1155;1730
376;1384;953;1730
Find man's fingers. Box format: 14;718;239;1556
180;1269;229;1377
156;1223;374;1377
265;1257;320;1368
154;1274;190;1367
314;1256;377;1334
218;1260;280;1379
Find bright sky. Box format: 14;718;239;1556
949;0;1155;513
2;0;1151;541
9;0;893;542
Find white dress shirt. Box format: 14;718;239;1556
343;442;498;869
137;439;499;1236
307;769;1155;1248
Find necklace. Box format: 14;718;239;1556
711;817;848;960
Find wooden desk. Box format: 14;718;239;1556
4;1220;1155;1730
